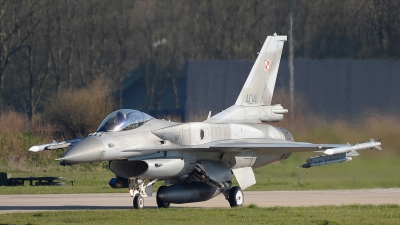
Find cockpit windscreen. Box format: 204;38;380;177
97;109;153;132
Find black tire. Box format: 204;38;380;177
133;194;144;209
228;186;244;207
156;186;170;208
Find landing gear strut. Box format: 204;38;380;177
129;178;157;209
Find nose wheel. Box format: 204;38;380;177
133;194;144;209
129;178;157;209
228;186;244;207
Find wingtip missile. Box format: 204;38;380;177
29;145;41;152
322;139;382;155
28;138;81;152
29;144;50;152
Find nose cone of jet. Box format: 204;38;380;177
60;137;105;163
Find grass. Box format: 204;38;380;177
0;205;399;224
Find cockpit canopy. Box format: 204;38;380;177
97;109;153;132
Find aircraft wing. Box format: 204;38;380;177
205;139;345;154
202;138;382;168
204;138;381;155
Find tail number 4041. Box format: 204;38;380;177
246;94;257;105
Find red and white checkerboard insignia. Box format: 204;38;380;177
264;60;270;71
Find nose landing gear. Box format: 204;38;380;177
129;178;157;209
133;194;144;209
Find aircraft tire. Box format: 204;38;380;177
156;186;170;208
228;186;244;207
133;194;144;209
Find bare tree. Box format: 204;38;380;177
0;0;38;112
1;0;400;119
25;1;53;120
108;1;137;107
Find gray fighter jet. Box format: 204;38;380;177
29;34;382;209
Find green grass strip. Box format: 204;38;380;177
0;205;399;225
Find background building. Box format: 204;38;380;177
123;60;400;121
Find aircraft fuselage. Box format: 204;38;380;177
61;118;292;179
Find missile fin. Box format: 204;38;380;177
347;150;359;157
370;138;383;150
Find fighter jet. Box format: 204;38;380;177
29;34;382;209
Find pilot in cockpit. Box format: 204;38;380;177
123;112;138;130
116;111;125;123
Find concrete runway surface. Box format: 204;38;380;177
1;189;400;214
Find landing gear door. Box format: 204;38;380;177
198;160;232;182
232;167;256;190
145;185;153;197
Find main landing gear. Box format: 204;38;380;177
128;175;244;209
190;165;245;208
228;186;244;207
154;183;244;208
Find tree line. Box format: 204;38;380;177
1;0;400;120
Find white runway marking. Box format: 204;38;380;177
1;189;400;214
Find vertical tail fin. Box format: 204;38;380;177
205;34;287;123
235;34;287;106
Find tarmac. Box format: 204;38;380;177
1;189;400;214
